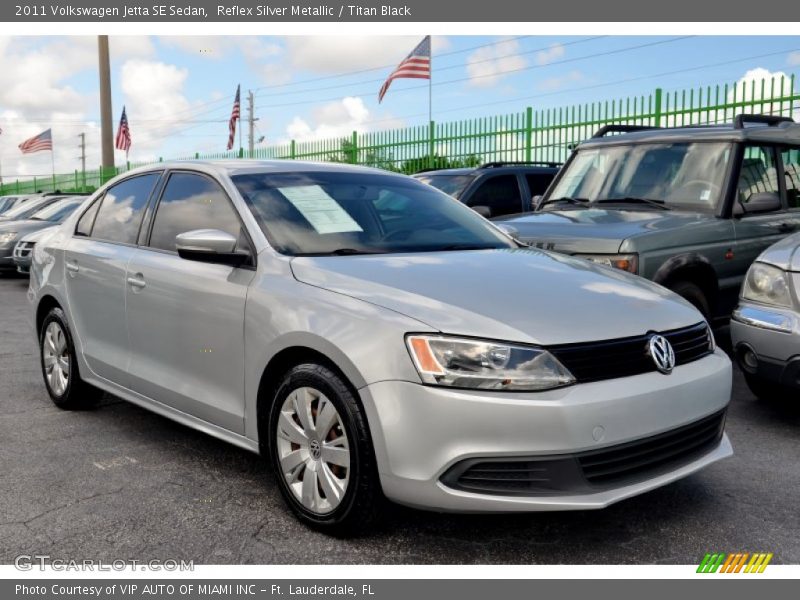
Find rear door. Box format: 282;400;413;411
64;173;161;386
124;171;255;433
465;174;525;217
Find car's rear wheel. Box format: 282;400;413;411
39;307;102;409
668;280;710;317
267;363;382;536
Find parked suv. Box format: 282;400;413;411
414;161;560;218
30;160;731;534
495;115;800;319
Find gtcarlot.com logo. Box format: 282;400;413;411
697;552;773;573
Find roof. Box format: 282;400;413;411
416;163;561;177
579;120;800;148
123;159;406;179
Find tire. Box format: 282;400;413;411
743;372;792;405
39;307;102;410
267;362;383;536
668;280;710;317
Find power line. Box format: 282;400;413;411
255;36;694;111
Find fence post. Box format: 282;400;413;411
525;107;533;163
349;131;358;164
428;120;435;170
195;152;199;159
653;87;663;127
290;140;296;159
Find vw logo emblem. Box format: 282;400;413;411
648;335;676;374
309;439;321;460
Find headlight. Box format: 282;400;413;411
406;335;575;391
574;253;638;274
742;262;794;308
0;232;18;245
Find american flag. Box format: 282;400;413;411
378;36;431;103
115;106;132;152
227;84;240;151
18;129;53;154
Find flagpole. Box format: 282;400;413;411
50;147;55;189
428;35;433;169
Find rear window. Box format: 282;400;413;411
415;174;475;199
90;174;159;244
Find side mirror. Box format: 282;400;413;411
472;205;492;218
495;223;521;241
738;191;782;215
175;229;249;267
531;195;543;210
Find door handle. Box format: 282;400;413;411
126;274;146;289
65;261;79;275
777;222;796;233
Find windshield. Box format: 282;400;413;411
232;172;515;256
1;196;56;219
547;142;732;212
31;198;84;222
414;174;475;199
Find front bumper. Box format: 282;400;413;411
360;350;732;512
12;241;33;274
731;303;800;390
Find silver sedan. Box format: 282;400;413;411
29;160;732;535
731;232;800;402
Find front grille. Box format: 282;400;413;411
577;409;726;485
549;322;713;383
440;410;726;496
12;241;34;259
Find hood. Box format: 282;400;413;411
0;219;56;235
756;231;800;272
495;208;711;253
290;248;703;346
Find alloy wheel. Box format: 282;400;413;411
275;386;351;515
43;321;70;396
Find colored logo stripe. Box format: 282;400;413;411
697;552;773;573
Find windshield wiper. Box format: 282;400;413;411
438;244;500;251
539;196;590;208
295;248;385;256
594;197;671;210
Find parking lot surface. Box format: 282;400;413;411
0;275;798;565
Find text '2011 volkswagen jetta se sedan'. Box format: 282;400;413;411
29;160;732;534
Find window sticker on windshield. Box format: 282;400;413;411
279;185;364;235
700;189;711;201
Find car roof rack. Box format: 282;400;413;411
591;124;660;138
734;114;794;129
479;161;561;169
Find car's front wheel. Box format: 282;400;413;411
267;363;383;536
39;307;102;409
743;371;793;406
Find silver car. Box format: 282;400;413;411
29;161;732;534
731;232;800;402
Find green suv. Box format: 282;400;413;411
495;115;800;319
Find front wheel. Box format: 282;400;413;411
668;280;710;317
39;307;102;409
267;363;383;536
743;372;793;405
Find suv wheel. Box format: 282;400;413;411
267;363;383;536
668;281;710;316
39;307;102;409
743;372;792;405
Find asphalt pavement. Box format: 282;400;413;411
0;275;798;565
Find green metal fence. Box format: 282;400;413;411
2;74;799;196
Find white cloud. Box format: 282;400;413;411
283;96;404;144
788;51;800;66
466;37;527;88
536;43;565;66
539;70;584;91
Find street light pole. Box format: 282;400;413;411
98;35;114;176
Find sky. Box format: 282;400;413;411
1;35;800;181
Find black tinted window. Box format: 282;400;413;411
149;173;242;252
75;197;101;237
525;173;553;196
468;175;522;217
91;175;158;244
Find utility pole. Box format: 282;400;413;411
77;133;86;190
246;90;259;158
97;35;114;173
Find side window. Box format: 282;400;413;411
781;147;800;210
738;146;780;210
148;173;243;252
468;175;522;217
91;174;159;244
525;173;554;197
74;196;102;237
